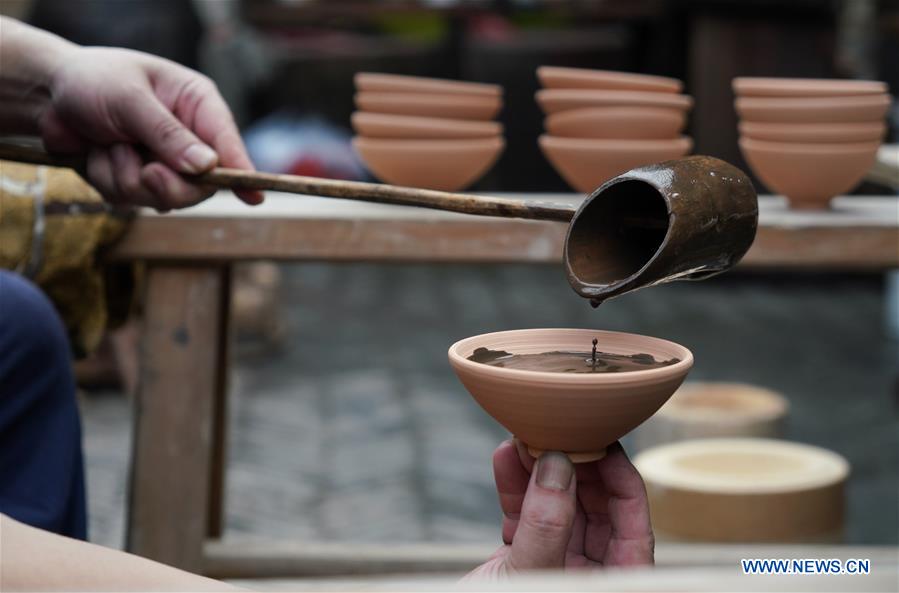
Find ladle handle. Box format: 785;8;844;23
0;141;575;222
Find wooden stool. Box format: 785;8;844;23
634;438;849;543
633;382;788;450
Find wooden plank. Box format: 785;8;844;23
126;265;225;571
226;564;897;592
203;539;898;579
105;194;898;268
206;265;233;540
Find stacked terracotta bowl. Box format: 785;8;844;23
351;73;504;191
535;66;694;193
734;77;891;210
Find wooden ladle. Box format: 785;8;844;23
0;141;757;303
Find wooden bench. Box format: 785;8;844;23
109;192;898;575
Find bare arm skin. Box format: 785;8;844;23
0;17;263;209
0;514;243;591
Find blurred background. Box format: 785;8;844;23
2;0;896;555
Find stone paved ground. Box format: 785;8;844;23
80;264;899;550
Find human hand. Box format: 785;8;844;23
466;439;653;579
40;46;263;210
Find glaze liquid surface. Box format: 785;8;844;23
468;347;680;373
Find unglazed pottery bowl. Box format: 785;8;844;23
738;121;886;143
739;137;879;210
537;66;682;93
353;136;504;191
449;328;693;462
545;106;686;139
355;92;502;120
732;77;888;97
536;89;693;115
351;112;502;139
734;94;891;123
354;72;501;97
539;135;693;193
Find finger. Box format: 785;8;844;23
572;456;612;562
112;89;218;176
508;451;577;571
39;109;87;154
493;440;530;544
86;147;121;203
141;161;215;210
513;438;537;473
187;84;264;205
109;143;157;206
595;442;654;566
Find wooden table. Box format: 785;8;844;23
110;192;898;575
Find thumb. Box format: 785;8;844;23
507;451;577;571
115;91;218;174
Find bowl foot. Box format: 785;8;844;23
526;444;606;464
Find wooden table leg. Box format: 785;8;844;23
207;264;232;540
126;264;227;571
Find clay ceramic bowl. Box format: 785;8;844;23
351;112;502;139
537;66;682;93
354;72;501;97
738;136;879;210
449;329;693;462
353;136;504;191
733;77;888;97
545;106;686;139
739;121;886;143
734;94;891;123
536;89;693;115
539;135;693;193
355;92;502;121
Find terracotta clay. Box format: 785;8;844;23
354;72;501;97
739;121;886;143
539;135;692;193
448;328;693;461
537;66;682;93
355;92;502;121
545;106;686;139
734;94;891;123
536;89;693;115
353;136;504;191
733;77;888;97
351;112;502;139
634;439;849;542
739;137;880;210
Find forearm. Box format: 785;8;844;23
0;17;75;134
0;514;244;591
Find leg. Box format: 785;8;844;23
0;270;87;539
207;264;232;540
126;265;225;571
